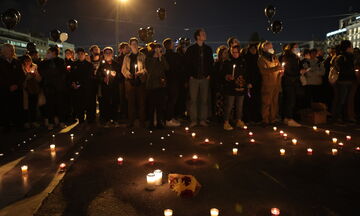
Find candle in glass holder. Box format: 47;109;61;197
271;207;280;216
332;138;338;144
291;139;297;145
191;132;196;138
50;144;56;151
232;148;238;155
325;130;330;135
248;132;253;136
164;209;173;216
313;126;318;131
273;127;277;131
148;157;154;165
346;135;351;141
307;148;313;155
146;173;156;190
210;208;219;216
332;148;338;155
154;169;163;186
117;157;124;165
280;149;286;156
70;134;74;139
21;165;28;174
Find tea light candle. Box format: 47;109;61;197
356;147;360;152
205;138;209;143
279;130;284;135
332;148;338;155
146;173;156;190
232;148;238;155
283;133;288;139
338;142;344;147
70;134;74;138
291;139;298;145
131;131;135;134
313;126;317;131
191;132;196;138
271;207;280;216
59;163;66;171
50;144;56;151
235;142;239;145
154;169;163;186
250;139;255;143
273;127;277;131
307;148;313;155
192;154;198;160
243;126;248;130
332;138;338;144
248;132;253;136
325;130;330;135
21;165;28;174
164;209;173;216
185;127;189;132
161;136;165;140
149;130;153;134
148;157;154;165
117;157;123;165
280;149;285;156
210;208;219;216
162;148;166;151
346;135;351;141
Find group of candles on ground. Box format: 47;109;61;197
162;207;281;215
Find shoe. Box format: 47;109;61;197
166;119;181;127
189;121;197;128
236;120;245;128
287;119;301;127
224;122;234;131
199;121;208;127
47;124;54;131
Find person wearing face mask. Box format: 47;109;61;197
38;46;68;130
332;40;356;123
97;47;121;127
257;41;284;125
222;45;251;131
279;43;306;127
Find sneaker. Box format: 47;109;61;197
224;122;234;131
199;121;208;127
166;119;181;127
287;119;301;127
236;120;245;128
47;124;54;131
189;121;197;128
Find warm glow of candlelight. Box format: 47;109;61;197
273;127;277;131
21;165;28;173
243;126;248;130
248;132;253;136
164;209;173;216
185;127;189;131
271;207;280;216
332;149;338;155
325;130;330;135
279;130;284;135
192;154;198;160
191;132;196;138
346;136;351;141
148;157;154;164
59;163;66;171
205;138;209;143
280;149;285;156
117;157;123;165
154;169;163;186
232;148;238;155
338;142;344;147
146;173;156;190
283;133;288;139
332;138;338;144
210;208;219;216
292;139;297;145
50;144;56;151
250;139;255;143
307;148;313;155
313;126;317;131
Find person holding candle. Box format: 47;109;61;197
257;41;284;125
97;47;121;127
145;43;169;129
88;45;102;123
21;54;41;128
122;37;147;128
116;42;131;120
222;45;251;130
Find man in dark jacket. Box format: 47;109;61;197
116;42;130;120
163;38;182;127
89;45;102;122
38;46;68;130
70;48;95;124
185;29;214;127
0;44;25;131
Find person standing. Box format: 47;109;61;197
322;47;336;112
175;44;188;119
222;45;251;130
89;45;102;123
122;37;147;128
258;41;284;125
97;47;121;127
163;38;182;127
185;29;214;127
145;43;169;129
116;42;131;120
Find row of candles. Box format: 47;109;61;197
163;207;280;216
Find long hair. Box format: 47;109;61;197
216;45;228;63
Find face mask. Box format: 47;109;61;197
292;48;300;55
267;48;275;54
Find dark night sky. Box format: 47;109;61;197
1;0;360;49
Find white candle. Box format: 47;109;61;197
154;169;163;186
210;208;219;216
191;132;196;138
164;209;173;216
232;148;238;155
313;126;317;131
280;149;285;156
148;157;154;165
325;130;330;135
273;127;277;131
291;139;297;145
50;144;56;151
271;207;280;216
117;157;123;165
146;173;156;190
192;154;198;160
346;135;351;141
21;165;28;174
332;149;338;155
232;64;236;77
307;148;313;155
332;138;338;144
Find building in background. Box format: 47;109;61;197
326;13;360;48
0;27;75;58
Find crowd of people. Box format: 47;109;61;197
1;28;360;133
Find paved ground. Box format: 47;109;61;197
28;123;360;216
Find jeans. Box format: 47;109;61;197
189;78;209;122
333;81;353;120
224;95;244;121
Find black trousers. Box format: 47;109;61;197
44;89;66;124
282;85;298;119
101;85;119;122
305;85;322;108
0;88;23;128
25;93;39;123
166;82;180;121
243;86;262;123
147;88;166;125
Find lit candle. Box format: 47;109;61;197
191;132;196;138
162;148;166;151
50;144;56;151
179;154;183;158
332;138;338;144
271;207;280;216
164;209;173;216
307;148;313;155
250;139;255;143
281;62;286;67
66;65;71;71
232;148;238;155
134;64;138;72
248;132;253;136
356;147;360;152
283;133;288;139
59;163;66;172
185;127;189;132
279;130;284;135
204;138;209;143
346;135;351;141
192;154;198;160
146;173;156;190
102;60;105;64
332;148;338;155
235;142;239;146
117;157;123;165
161;136;165;140
291;139;297;145
325;130;330;135
154;169;163;186
210;208;219;216
313;126;317;131
232;64;236;77
273;127;277;131
338;142;344;147
243;125;248;130
280;149;285;156
148;157;154;165
21;165;28;174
